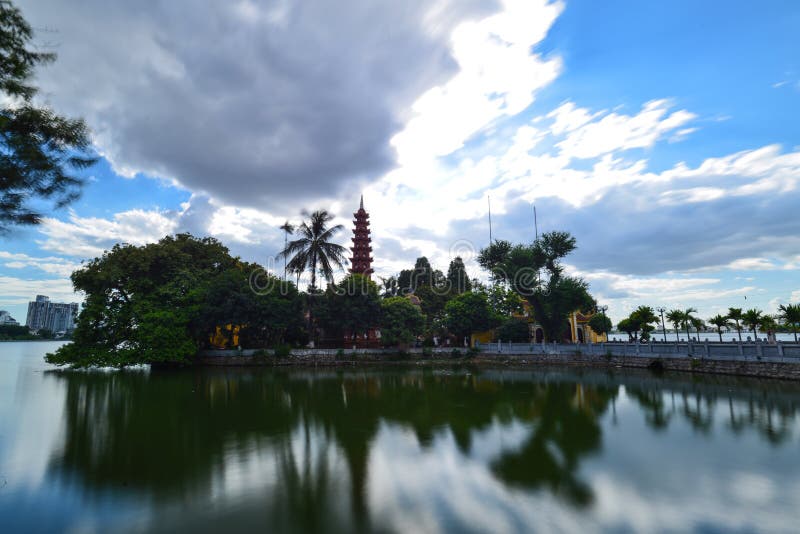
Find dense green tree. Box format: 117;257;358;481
617;318;638;341
587;313;612;339
625;306;659;341
0;323;33;339
46;234;302;367
315;274;381;343
380;297;425;347
446;256;471;294
280;210;347;290
478;232;594;342
742;308;763;341
708;314;732;342
778;304;800;342
197;265;305;348
444;291;499;343
727;307;744;342
0;1;96;230
473;281;525;317
496;318;530;342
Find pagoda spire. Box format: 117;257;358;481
349;195;373;277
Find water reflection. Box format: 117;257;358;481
4;354;800;533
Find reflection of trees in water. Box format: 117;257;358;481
625;379;800;445
46;368;616;520
45;368;800;529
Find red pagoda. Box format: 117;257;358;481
349;195;374;277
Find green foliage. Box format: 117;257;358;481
46;234;304;367
316;274;382;342
496;318;530;342
380;296;425;347
446;256;471;294
708;314;732;341
587;313;612;337
444;291;500;341
618;306;659;341
0;323;34;340
279;210;347;289
478;232;595;342
473;281;525;317
742;308;763;339
273;344;292;359
726;307;744;342
0;1;97;230
779;304;800;342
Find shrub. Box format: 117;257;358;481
273;344;291;359
336;348;345;360
422;347;433;357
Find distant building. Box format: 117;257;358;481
0;310;20;326
25;295;79;333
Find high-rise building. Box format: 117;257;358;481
349;195;374;277
25;295;78;333
0;310;20;326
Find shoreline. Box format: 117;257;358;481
194;350;800;381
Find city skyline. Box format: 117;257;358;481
1;0;798;323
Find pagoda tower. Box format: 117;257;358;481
349;195;374;277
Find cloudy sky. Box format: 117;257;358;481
2;0;799;324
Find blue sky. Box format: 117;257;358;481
2;0;799;325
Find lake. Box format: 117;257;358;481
2;342;799;533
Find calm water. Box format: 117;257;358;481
2;342;800;533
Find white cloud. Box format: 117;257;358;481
554;99;696;160
0;276;79;306
37;209;178;257
0;251;81;278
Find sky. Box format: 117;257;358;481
1;0;799;325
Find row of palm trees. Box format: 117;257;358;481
664;305;800;343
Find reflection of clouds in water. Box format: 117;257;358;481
367;400;800;534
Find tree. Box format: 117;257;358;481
45;234;304;367
279;221;294;280
587;313;612;339
759;315;778;340
473;281;525;317
0;1;97;230
496;318;530;342
315;274;381;343
629;306;658;341
727;308;744;342
446;256;471;294
280;210;347;290
617;318;638;341
378;275;399;297
665;309;684;342
708;314;732;342
681;308;698;340
478;232;595;342
742;308;763;341
380;296;425;347
444;291;499;344
778;304;800;342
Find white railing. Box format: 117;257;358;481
474;340;800;364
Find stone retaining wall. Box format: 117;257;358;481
196;349;800;380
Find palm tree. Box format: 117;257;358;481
279;221;295;281
666;309;684;342
682;307;698;340
778;304;800;342
759;315;778;341
280;210;348;290
727;307;744;342
708;315;731;342
742;308;763;341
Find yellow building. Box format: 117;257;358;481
471;306;608;346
